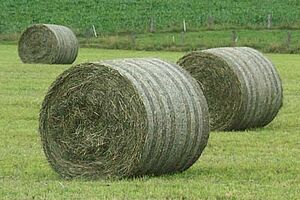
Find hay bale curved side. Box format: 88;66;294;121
177;51;243;130
18;24;78;64
177;47;283;131
39;58;209;179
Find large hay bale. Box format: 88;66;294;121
39;58;209;179
177;47;283;131
18;24;78;64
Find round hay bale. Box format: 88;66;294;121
18;24;78;64
177;47;283;131
39;58;209;179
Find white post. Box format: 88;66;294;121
183;19;187;32
92;25;97;37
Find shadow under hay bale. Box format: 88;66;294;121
177;47;283;131
18;24;78;64
39;58;209;179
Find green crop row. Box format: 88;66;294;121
1;0;300;34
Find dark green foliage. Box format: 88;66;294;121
39;58;209;179
178;47;283;131
1;0;300;34
18;24;78;64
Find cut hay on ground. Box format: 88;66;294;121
39;58;209;179
18;24;78;64
177;47;283;131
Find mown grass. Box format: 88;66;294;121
0;44;299;199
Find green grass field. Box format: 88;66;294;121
0;44;299;199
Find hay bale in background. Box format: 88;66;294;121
39;58;209;179
177;47;283;131
18;24;78;64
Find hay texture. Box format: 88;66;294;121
39;58;209;179
18;24;78;64
177;47;283;131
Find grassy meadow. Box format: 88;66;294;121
0;44;299;199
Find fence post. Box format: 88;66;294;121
207;15;214;29
286;31;292;48
150;17;155;33
183;19;187;32
92;25;97;37
267;14;272;29
232;31;238;47
181;32;185;44
130;32;136;47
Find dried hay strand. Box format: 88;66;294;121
39;58;209;179
18;24;78;64
177;47;283;131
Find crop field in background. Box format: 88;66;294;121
2;29;300;53
1;0;300;34
1;0;300;54
0;44;299;199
